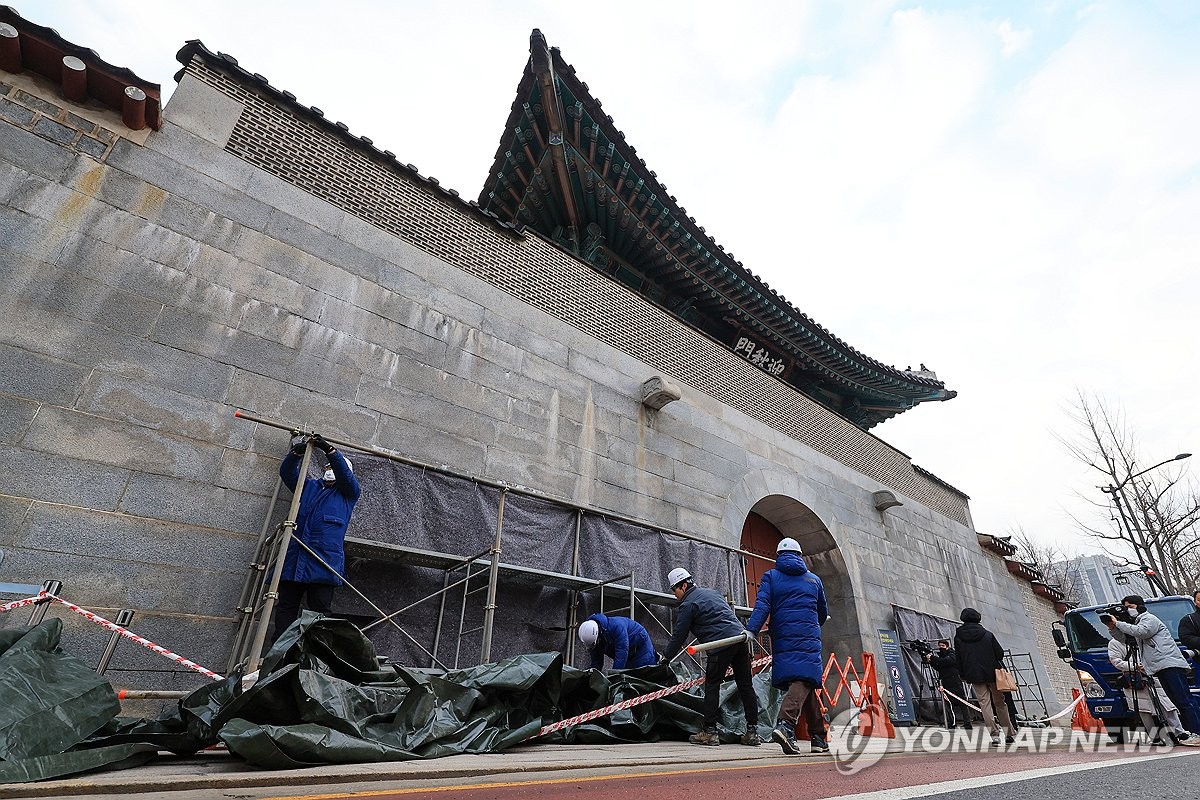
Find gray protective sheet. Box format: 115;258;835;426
892;604;961;723
294;453;745;671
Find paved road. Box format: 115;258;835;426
106;747;1192;800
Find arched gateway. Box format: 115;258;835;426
740;497;863;666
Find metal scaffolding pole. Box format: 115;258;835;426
227;476;283;673
479;489;507;663
565;510;583;665
244;440;313;674
230;409;769;672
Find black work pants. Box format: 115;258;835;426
703;642;758;731
940;679;972;727
273;580;336;642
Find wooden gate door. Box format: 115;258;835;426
741;512;782;603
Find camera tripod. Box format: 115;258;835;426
1121;636;1174;745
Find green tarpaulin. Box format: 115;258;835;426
0;613;780;782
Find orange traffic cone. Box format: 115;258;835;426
858;700;896;738
1070;688;1105;733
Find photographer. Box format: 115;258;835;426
1103;595;1200;739
1107;630;1185;741
925;640;972;730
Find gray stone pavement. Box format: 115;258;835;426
0;725;1103;799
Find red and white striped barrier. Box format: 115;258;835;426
37;592;224;682
0;595;43;613
536;653;772;738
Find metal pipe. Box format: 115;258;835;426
115;690;189;700
565;510;582;665
244;442;312;673
455;564;473;669
360;566;483;632
479;489;507;663
628;571;636;621
287;537;446;669
227;476;283;673
96;609;135;674
431;571;451;669
233;410;773;568
685;631;751;656
28;580;62;625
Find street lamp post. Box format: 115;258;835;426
1100;453;1191;596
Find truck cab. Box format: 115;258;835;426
1054;596;1198;735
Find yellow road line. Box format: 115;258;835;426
265;757;837;799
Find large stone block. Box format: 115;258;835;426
0;392;38;445
74;370;253;449
55;233;247;329
0;443;130;510
105;138;273;232
0;544;243;619
0;341;89;405
223;369;379;444
22;406;226;483
9;501;256;574
16;258;164;338
374;413;487;475
117;471;269;538
150;307;361;401
0;204;74;263
0;118;74;181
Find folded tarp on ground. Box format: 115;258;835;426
0;613;780;782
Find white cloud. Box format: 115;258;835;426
16;1;1200;558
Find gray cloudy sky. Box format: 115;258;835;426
25;1;1200;557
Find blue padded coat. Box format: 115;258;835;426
745;551;828;687
279;449;361;586
586;613;657;670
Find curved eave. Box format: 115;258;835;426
479;30;953;412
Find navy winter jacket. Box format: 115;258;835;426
586;613;657;670
745;551;827;687
662;585;745;660
279;450;361;586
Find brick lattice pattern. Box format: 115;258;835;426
188;60;971;527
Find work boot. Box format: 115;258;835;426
740;730;761;746
810;735;830;754
689;729;721;746
771;722;799;755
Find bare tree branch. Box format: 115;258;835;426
1062;391;1199;595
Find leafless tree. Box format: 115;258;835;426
1009;527;1084;605
1060;391;1200;595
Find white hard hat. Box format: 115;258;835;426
667;567;692;588
579;619;600;646
777;537;802;554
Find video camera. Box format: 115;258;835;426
1097;603;1136;625
905;639;934;657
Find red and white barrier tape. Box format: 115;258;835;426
41;593;224;682
536;654;773;737
1042;692;1085;722
0;595;43;613
939;686;983;713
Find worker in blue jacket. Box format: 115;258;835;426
578;612;657;670
745;537;829;755
273;433;361;641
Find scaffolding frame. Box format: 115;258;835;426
228;410;771;674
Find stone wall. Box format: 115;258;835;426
0;55;1060;710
